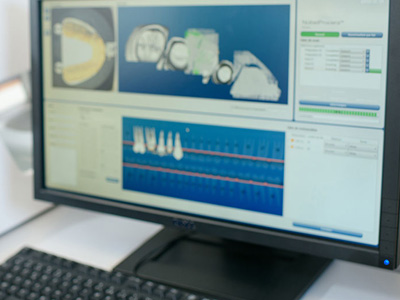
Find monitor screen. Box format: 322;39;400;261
39;0;391;252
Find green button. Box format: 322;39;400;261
369;69;382;74
301;32;340;37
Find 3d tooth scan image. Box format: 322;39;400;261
125;25;281;100
126;24;169;63
124;25;281;101
119;5;290;104
52;7;116;91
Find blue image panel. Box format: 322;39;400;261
118;5;290;104
122;118;285;216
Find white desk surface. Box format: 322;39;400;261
0;205;399;300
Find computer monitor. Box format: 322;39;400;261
31;0;400;299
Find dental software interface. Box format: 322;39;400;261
41;0;389;246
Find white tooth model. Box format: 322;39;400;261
145;127;157;151
173;132;184;161
133;127;146;154
157;130;166;156
138;127;146;154
133;127;140;154
166;131;173;154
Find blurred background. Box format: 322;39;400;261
0;0;52;236
0;0;30;82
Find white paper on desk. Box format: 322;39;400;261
0;79;27;113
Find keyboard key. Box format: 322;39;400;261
126;276;143;290
92;291;104;299
31;283;42;293
6;286;18;296
116;289;129;299
94;282;108;292
70;284;81;295
26;292;39;300
16;289;28;299
52;290;63;299
3;274;13;282
154;284;168;297
166;288;181;300
112;272;126;284
142;281;156;294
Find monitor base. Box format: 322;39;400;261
114;228;332;300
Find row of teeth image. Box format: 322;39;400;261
133;127;184;161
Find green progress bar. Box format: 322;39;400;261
299;107;377;117
301;32;340;37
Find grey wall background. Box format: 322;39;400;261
0;0;30;82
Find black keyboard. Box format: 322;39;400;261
0;248;217;300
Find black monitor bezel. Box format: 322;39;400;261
31;0;400;269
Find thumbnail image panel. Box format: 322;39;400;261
118;5;290;104
52;7;116;91
122;118;285;216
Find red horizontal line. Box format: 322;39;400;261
123;140;284;164
123;162;284;189
182;148;284;163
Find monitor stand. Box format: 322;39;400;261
114;228;332;300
